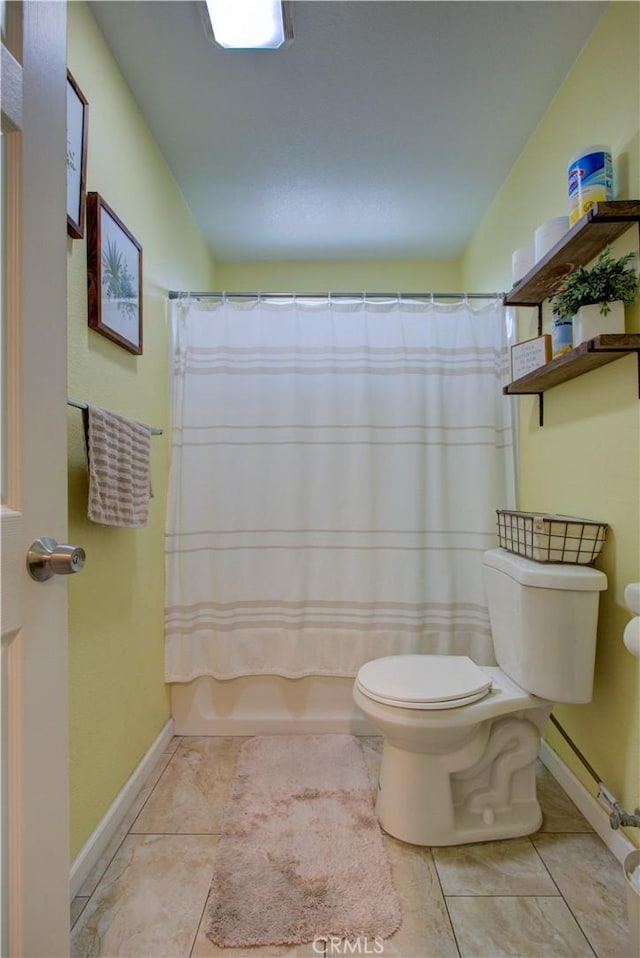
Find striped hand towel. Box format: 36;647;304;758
84;404;153;527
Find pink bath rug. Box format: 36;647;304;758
205;734;401;947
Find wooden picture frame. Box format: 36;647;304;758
510;334;552;381
87;192;143;355
66;70;88;239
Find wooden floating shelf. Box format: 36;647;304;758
504;201;640;307
503;334;640;395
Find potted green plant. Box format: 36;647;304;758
550;246;638;348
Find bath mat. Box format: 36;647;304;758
205;734;401;947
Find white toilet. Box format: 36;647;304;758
353;548;607;846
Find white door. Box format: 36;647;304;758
1;2;71;955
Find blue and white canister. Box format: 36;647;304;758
568;145;613;225
552;314;573;358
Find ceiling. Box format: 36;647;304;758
89;1;607;263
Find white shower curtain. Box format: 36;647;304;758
165;296;516;681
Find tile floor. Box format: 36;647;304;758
70;736;633;958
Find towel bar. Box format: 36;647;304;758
67;398;163;435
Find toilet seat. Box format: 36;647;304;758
356;654;493;710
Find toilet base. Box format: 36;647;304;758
375;710;550;846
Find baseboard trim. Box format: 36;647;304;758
70;718;175;899
540;739;636;864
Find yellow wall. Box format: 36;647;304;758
462;1;640;832
67;1;216;858
216;258;460;293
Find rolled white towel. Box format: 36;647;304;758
623;616;640;658
624;582;640;615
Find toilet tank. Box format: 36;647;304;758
482;548;607;703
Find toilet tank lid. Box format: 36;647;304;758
483;548;607;591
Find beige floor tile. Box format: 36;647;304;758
71;834;218;957
70;896;89;930
76;748;176;897
533;833;631;957
359;735;383;753
446;896;595;957
191;903;319;958
359;736;382;801
536;762;593;833
71;734;625;958
131;736;241;835
381;835;459;957
433;837;559;896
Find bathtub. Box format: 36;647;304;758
170;674;373;735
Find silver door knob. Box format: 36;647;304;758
27;537;86;581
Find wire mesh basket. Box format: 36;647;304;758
496;510;607;565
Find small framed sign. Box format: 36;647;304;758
510;334;552;381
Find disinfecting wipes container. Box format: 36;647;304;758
568;145;613;225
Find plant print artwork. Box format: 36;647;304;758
66;74;85;231
100;206;140;342
67;142;77;177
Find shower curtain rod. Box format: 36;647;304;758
168;290;502;302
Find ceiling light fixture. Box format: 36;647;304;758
204;0;293;49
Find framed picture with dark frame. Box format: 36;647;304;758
66;70;88;239
87;192;143;355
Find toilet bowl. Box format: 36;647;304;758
354;659;552;845
353;548;607;846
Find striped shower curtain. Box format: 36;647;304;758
165;296;516;681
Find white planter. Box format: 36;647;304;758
572;300;625;347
